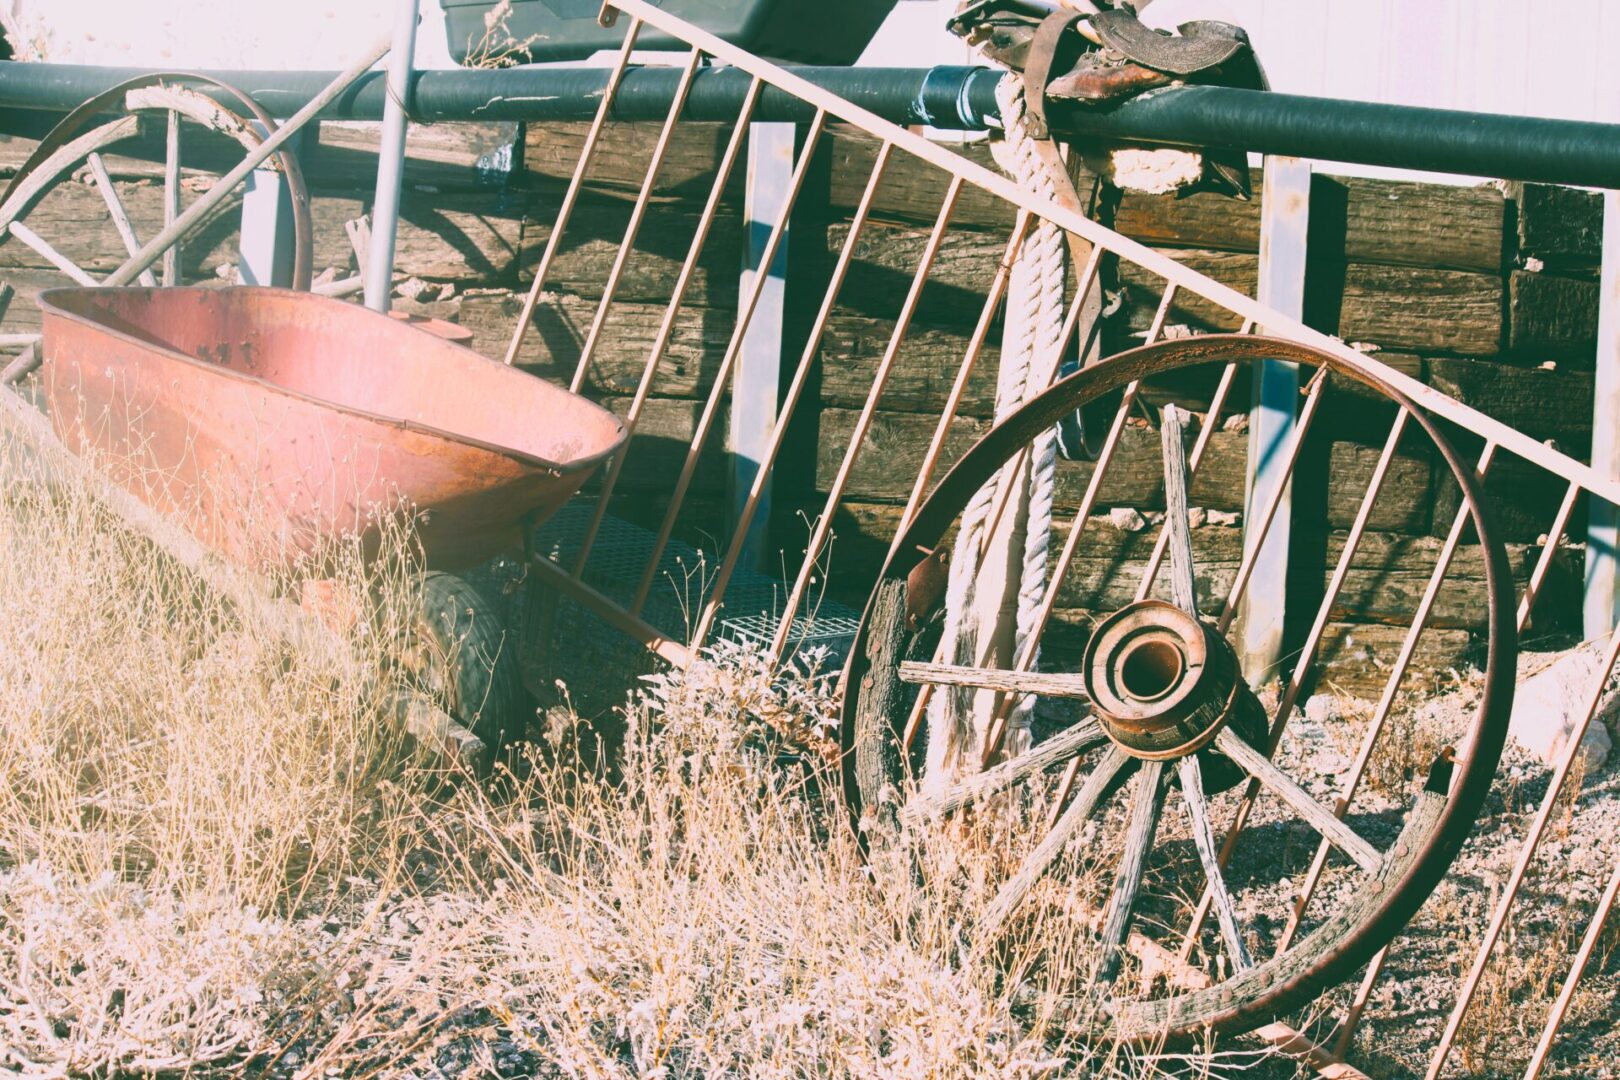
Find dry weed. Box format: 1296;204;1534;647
0;429;1270;1077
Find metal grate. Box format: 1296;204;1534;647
534;501;859;672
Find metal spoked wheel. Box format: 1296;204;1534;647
0;73;313;375
842;334;1517;1040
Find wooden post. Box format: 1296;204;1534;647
1237;156;1312;683
730;122;795;573
1584;189;1620;637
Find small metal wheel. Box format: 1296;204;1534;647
403;571;523;771
842;334;1516;1039
0;74;313;378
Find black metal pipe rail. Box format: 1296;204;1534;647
2;60;1619;188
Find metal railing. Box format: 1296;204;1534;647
501;2;1620;1075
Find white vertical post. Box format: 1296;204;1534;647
730;122;795;571
364;0;419;313
1238;155;1312;683
1584;189;1620;637
238;127;301;287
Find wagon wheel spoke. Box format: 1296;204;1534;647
7;222;97;286
897;660;1090;700
904;716;1105;824
162;109;182;287
1159;404;1199;616
1178;754;1252;971
979;744;1130;945
1095;759;1169;984
86;152;158;288
1213;727;1383;874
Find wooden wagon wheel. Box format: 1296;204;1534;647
841;334;1516;1040
0;72;313;375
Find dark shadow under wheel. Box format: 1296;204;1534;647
413;570;522;768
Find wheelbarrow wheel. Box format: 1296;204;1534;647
413;571;522;769
840;333;1517;1041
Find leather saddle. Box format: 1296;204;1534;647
948;1;1266;198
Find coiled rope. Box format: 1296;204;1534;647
925;73;1071;782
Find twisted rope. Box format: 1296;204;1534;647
925;73;1069;781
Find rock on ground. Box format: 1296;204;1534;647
1509;638;1615;772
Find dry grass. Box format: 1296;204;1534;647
0;434;1274;1077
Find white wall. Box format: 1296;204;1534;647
13;1;1619;140
0;0;455;68
1146;0;1620;125
862;0;1620;124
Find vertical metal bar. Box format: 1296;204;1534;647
1425;620;1620;1079
689;143;896;652
1293;450;1495;1046
1216;367;1328;636
238;126;301;288
1309;446;1502;1058
567;46;705;394
1332;946;1389;1062
1585;189;1620;635
1274;408;1414;743
363;0;419;313
1522;858;1620;1079
1238;155;1312;681
1269;409;1415;953
630;109;828;618
501;19;643;365
766;180;973;661
161;111;181;287
568;78;763;579
730;119;798;572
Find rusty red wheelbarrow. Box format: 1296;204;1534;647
15;285;626;766
36;286;625;571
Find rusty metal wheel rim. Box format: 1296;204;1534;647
839;333;1517;1040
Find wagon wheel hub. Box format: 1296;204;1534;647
1083;599;1254;762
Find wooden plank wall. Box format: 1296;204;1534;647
0;118;1596;694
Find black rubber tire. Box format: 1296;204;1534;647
415;570;522;768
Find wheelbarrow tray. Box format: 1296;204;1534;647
37;286;625;571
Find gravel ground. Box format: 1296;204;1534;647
1203;661;1620;1079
